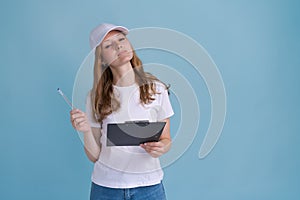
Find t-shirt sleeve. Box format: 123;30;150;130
157;86;174;121
85;92;101;128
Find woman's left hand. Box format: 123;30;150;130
140;139;171;158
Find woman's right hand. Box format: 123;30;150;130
70;109;92;134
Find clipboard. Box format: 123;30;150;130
107;121;166;146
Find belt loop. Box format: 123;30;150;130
124;188;131;200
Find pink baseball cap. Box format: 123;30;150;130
89;23;129;49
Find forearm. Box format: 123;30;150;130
70;109;101;162
159;138;172;154
83;130;101;162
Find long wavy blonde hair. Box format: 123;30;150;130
91;40;169;127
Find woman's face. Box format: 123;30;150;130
100;30;133;67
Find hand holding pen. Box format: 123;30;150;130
57;88;92;134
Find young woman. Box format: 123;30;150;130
70;23;174;200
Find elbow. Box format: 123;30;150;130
89;157;98;163
84;147;100;163
87;153;99;163
88;153;100;163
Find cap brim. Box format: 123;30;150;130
95;26;129;49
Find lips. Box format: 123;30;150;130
117;51;129;57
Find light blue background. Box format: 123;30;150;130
1;0;299;199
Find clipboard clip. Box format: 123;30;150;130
125;120;150;124
124;120;150;126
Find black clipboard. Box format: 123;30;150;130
107;121;166;146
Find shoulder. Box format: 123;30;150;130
153;81;168;93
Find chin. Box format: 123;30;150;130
111;55;133;66
110;59;132;68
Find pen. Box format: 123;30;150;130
57;88;74;109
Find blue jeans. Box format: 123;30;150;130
90;182;167;200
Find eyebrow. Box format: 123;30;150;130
102;33;124;43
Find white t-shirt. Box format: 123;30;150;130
85;82;174;188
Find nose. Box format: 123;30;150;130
113;41;122;50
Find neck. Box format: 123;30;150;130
110;62;135;86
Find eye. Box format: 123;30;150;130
119;37;126;42
104;44;112;49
